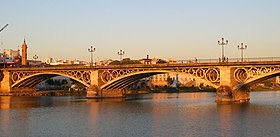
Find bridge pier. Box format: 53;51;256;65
86;85;100;98
0;70;11;92
216;86;250;103
86;85;125;98
100;89;125;98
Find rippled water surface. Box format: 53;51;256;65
1;91;280;137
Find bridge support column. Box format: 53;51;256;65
217;66;250;103
100;89;125;98
86;85;100;98
86;86;125;98
216;85;250;103
0;70;11;93
87;70;101;98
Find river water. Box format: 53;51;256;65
1;91;280;137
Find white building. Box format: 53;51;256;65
3;49;20;60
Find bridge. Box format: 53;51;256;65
1;60;280;102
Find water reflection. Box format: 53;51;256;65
217;103;250;137
1;92;280;136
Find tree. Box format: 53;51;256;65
46;79;54;85
167;76;174;86
54;79;62;86
110;60;121;65
122;58;141;64
264;79;272;87
61;79;68;85
109;58;141;65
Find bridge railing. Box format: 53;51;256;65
176;57;280;64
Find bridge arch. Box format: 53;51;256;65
101;70;219;90
11;72;90;88
234;70;280;90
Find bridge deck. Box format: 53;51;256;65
3;61;280;71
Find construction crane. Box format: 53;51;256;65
0;24;8;33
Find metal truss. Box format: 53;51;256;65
10;70;91;87
234;66;280;83
100;67;220;86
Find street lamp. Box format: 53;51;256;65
88;46;96;66
33;54;38;66
117;50;125;63
3;52;6;68
218;38;228;62
237;43;247;62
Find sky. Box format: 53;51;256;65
1;0;280;61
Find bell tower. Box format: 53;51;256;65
21;39;28;65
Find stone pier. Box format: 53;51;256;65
216;85;250;103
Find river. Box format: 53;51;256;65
1;91;280;137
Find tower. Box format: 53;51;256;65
21;39;28;65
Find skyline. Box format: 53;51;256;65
1;0;280;61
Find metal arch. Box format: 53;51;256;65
100;67;220;85
117;74;158;89
104;74;145;89
100;68;143;84
103;73;161;90
11;72;91;88
174;71;219;88
101;70;169;89
205;68;220;83
16;74;56;88
233;65;280;84
234;68;248;83
10;70;91;86
101;69;220;90
233;69;280;91
28;75;57;88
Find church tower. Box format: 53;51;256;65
21;39;28;65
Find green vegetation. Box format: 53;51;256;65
45;79;68;86
251;77;280;91
110;58;141;65
166;76;174;86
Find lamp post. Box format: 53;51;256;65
117;50;125;64
218;38;228;62
237;43;247;62
3;52;6;68
33;54;38;66
88;46;95;66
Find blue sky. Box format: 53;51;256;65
1;0;280;61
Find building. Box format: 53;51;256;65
149;73;198;87
139;55;152;64
150;73;169;86
139;56;167;65
21;39;28;65
45;57;86;66
3;49;20;60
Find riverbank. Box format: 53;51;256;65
1;86;277;97
128;86;216;94
0;90;87;96
251;86;280;92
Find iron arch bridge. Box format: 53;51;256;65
6;66;221;90
233;66;280;90
99;68;220;90
8;67;92;89
1;61;280;102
